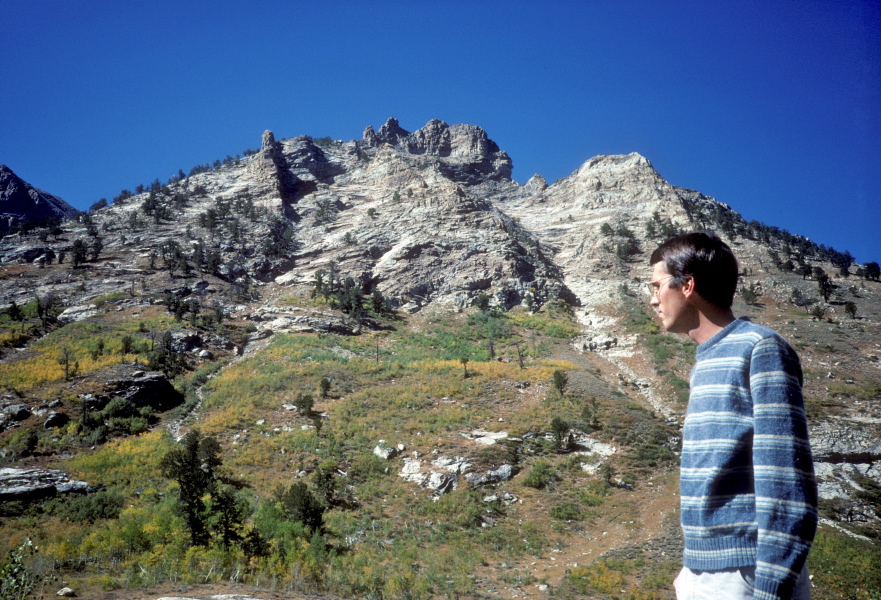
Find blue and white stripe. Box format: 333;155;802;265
680;318;817;600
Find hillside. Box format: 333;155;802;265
1;119;879;600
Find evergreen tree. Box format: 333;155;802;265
89;237;103;261
311;269;327;299
159;429;223;546
89;198;107;212
205;485;248;548
5;301;23;322
552;369;568;397
741;283;759;305
551;417;571;452
817;273;834;302
274;482;324;532
71;239;88;268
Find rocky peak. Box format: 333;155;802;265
571;153;661;186
362;125;378;146
524;174;549;192
376;117;410;145
0;165;79;234
406;118;453;156
376;119;514;184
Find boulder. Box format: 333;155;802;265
109;371;184;412
465;464;516;486
811;419;881;464
462;430;509;445
2;245;53;263
0;467;89;501
373;441;399;460
169;331;204;353
3;404;31;421
426;471;458;495
58;304;101;324
44;411;69;429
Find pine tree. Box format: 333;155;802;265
159;430;224;546
71;239;88;268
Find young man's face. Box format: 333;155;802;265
648;262;694;334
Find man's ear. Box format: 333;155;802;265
680;276;698;299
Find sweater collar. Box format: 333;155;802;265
695;317;750;356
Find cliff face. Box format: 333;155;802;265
0;165;79;234
0;119;864;320
0;118;860;320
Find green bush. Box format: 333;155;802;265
48;489;125;522
0;538;43;600
522;460;557;489
551;416;571;451
348;453;388;483
417;489;488;529
549;502;585;521
273;482;325;532
294;392;314;415
552;370;568;397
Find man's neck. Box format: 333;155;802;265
686;306;736;345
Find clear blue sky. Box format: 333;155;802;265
2;0;879;262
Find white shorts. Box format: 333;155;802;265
674;565;810;600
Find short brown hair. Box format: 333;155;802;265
650;232;739;309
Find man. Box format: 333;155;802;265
648;232;817;600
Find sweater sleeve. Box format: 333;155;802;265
750;336;818;600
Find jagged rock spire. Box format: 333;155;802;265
376;117;410;145
261;130;276;150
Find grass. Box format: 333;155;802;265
0;312;178;392
6;305;594;595
1;291;876;600
559;551;680;600
89;291;129;306
808;528;881;599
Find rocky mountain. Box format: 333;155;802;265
1;118;879;599
0;164;79;235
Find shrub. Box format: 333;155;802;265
564;561;626;595
295;392;314;415
48;489;125;522
522;460;557;489
274;482;325;532
348;453;389;483
549;502;585;521
550;416;571;451
0;538;44;600
552;369;568;397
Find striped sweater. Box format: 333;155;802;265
682;318;818;600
